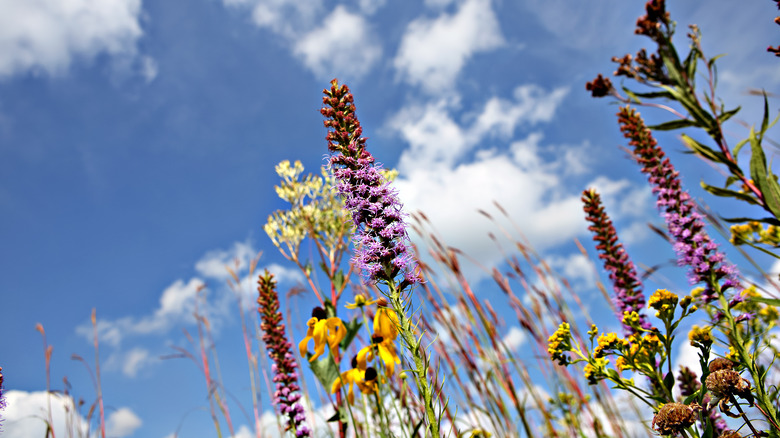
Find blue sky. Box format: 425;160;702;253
1;0;778;436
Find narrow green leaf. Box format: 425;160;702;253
683;389;702;405
681;134;727;164
724;175;740;188
720;216;780;226
622;87;642;104
733;138;749;161
717;106;740;124
700;181;760;205
624;89;676;100
648;119;699;131
663;371;675;393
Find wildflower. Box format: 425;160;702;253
688;325;713;349
257;271;310;436
582;189;650;334
705;370;751;400
593;332;628;358
321;79;419;286
331;356;379;405
357;333;401;377
718;431;742;438
583;357;609;385
373;306;399;341
652;402;701;435
677;366;729;435
618;106;739;302
298;307;346;362
648;289;678;320
548;322;572;366
708;358;735;373
345;294;380;309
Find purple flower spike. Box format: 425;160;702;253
257;271;309;437
321;79;420;286
582;188;651;334
617;106;738;302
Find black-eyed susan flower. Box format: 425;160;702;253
298;307;346;362
330;356;379;405
357;333;400;377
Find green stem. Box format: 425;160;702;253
385;281;441;437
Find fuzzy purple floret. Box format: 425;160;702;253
618;107;738;302
322;79;419;286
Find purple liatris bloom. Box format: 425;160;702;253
257;271;309;437
582;188;651;333
321;79;419;286
617;106;738;302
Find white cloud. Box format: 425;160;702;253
246;0;323;40
393;0;505;93
0;0;147;78
106;407;143;437
501;325;527;351
195;241;258;280
389;85;581;277
2;390;140;438
293;6;381;81
107;347;154;378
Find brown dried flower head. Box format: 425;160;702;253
585;74;613;98
652;402;701;435
717;430;742;438
708;358;735;373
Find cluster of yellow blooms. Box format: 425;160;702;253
299;295;402;405
730;221;780;247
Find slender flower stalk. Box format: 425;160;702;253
257;271;310;437
321;79;440;436
582;188;650;333
617;106;738;302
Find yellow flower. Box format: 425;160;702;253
298;307;346;362
331;357;379;404
374;307;399;341
345;294;380;309
594;332;628;358
357;333;401;377
688;325;713;349
648;289;678;319
548;322;572;366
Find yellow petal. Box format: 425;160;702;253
374;308;399;341
356;345;374;370
378;344;396;376
327;317;346;350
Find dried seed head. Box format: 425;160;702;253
717;430;742;438
652;402;700;435
706;370;744;398
708;358;735;373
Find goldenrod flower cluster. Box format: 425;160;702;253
688;325;713;349
648;289;678;320
547;322;572;366
730;221;780;246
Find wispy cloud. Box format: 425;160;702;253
0;0;148;79
293;6;382;81
393;0;505;93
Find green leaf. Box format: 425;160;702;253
683;389;702;405
681;134;728;165
717;106;740;124
339;318;362;351
663;371;675;393
724;175;740;188
749;126;780;219
720;216;780;226
700;181;760;205
733;138;749;161
309;354;340;390
622;88;676;100
332;269;345;292
648;118;699;131
747;296;780;307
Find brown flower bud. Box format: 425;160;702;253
718;430;742;438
